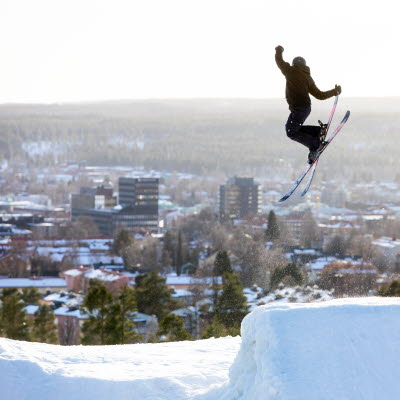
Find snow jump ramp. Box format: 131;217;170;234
1;298;400;399
210;297;400;400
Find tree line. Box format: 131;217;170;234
2;99;400;179
0;252;249;344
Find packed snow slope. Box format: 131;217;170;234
1;298;400;400
0;336;240;400
203;297;400;400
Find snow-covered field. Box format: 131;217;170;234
1;298;400;400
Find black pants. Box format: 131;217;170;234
285;106;321;151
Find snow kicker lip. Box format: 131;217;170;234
216;298;400;400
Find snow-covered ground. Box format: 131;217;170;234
205;297;400;400
0;336;240;400
1;298;400;399
244;285;333;311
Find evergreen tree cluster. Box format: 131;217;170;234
82;273;189;344
0;255;251;344
270;263;305;289
135;272;179;320
158;314;192;342
377;280;400;297
162;229;198;276
82;283;141;345
0;288;57;344
201;251;249;338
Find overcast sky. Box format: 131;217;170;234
1;0;399;103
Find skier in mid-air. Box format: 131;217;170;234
275;45;342;164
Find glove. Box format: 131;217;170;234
334;84;342;95
275;45;284;53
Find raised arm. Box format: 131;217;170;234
275;45;291;76
309;79;341;100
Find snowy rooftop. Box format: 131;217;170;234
84;269;121;282
293;248;317;255
0;278;66;289
23;305;39;315
34;246;122;265
54;306;86;319
306;256;362;271
172;289;194;298
43;292;83;308
372;236;400;248
29;239;111;248
63;269;83;277
165;275;222;286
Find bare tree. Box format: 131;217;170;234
299;209;320;248
59;316;80;345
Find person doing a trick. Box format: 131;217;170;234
275;45;342;164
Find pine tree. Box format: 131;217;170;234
135;272;178;320
201;317;231;339
300;209;319;248
214;273;248;330
176;230;183;276
0;291;30;340
325;235;347;258
32;304;58;344
106;287;141;344
20;287;41;305
265;210;280;241
378;280;400;297
162;230;175;268
158;314;192;342
213;250;233;276
270;263;305;289
81;284;113;345
112;228;134;256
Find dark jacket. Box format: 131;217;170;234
275;50;336;110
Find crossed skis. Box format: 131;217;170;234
279;96;350;202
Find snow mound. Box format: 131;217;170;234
207;297;400;400
0;336;240;400
2;298;400;399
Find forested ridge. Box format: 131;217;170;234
1;98;400;179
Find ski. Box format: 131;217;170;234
300;96;339;197
301;159;318;197
278;109;350;202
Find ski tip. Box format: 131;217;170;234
278;196;288;203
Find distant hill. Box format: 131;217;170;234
1;98;399;180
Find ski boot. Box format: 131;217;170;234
318;120;328;145
307;149;318;164
307;140;326;164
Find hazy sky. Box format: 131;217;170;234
1;0;399;103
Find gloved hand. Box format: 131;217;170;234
275;45;284;53
334;84;342;95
